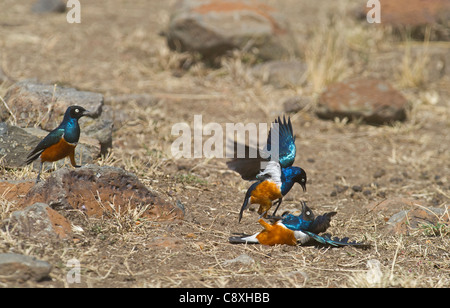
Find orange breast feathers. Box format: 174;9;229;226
250;180;283;215
255;219;297;246
40;138;78;166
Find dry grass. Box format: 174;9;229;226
0;0;448;288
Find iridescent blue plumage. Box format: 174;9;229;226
264;116;296;168
281;213;313;231
62;111;82;144
280;166;306;196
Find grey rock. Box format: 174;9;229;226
32;0;66;13
0;122;101;169
166;0;300;62
0;122;39;168
6;202;72;240
0;253;52;282
1;80;111;152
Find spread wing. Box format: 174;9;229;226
264;115;296;168
226;115;296;180
226;142;265;180
25;128;64;165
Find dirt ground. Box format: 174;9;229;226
0;0;449;288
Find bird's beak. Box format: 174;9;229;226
301;183;307;192
301;201;307;213
82;109;94;117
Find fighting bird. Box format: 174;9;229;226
26;105;92;183
229;201;370;248
227;116;307;222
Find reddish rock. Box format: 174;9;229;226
24;165;184;221
316;78;408;125
358;0;450;40
166;0;300;61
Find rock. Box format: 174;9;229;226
0;122;101;169
24;164;184;221
166;0;300;62
78;105;114;154
0;253;52;283
0;181;34;202
223;254;254;266
316;78;408;125
31;0;66;13
1;80;111;152
6;203;72;240
385;207;449;235
357;0;450;40
251;60;308;88
0;123;40;168
373;169;385;179
283;96;311;113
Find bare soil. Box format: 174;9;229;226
0;0;449;288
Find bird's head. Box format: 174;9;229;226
66;105;92;119
300;201;315;222
293;168;307;192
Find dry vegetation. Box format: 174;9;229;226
0;0;449;288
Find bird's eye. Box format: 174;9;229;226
306;211;310;216
75;108;79;113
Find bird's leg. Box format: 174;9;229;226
35;162;43;183
270;198;283;217
69;149;81;168
258;210;268;219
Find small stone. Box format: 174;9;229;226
373;169;386;179
362;190;372;196
352;185;363;192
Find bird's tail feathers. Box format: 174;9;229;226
304;231;370;249
229;233;259;244
25;149;43;165
238;181;259;222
